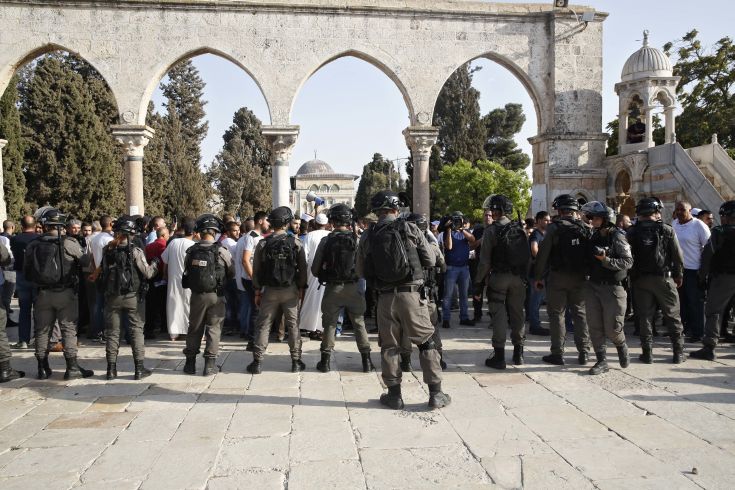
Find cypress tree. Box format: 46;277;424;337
0;74;27;219
353;153;399;217
143;101;171;217
164;103;206;217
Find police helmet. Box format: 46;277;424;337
635;197;664;217
370;190;401;212
405;212;428;231
486;194;513;215
719;200;735;218
113;215;137;235
327;203;353;225
581;201;616;225
482;194;496;210
552;194;579;211
195;214;224;235
268;206;294;228
37;207;67;227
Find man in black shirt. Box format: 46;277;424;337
9;216;38;348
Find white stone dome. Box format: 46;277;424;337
621;31;673;82
296;158;335;176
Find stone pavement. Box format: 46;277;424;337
1;315;735;489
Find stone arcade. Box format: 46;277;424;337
0;0;608;218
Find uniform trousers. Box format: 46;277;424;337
105;292;146;362
253;286;301;361
320;283;370;354
632;274;683;347
585;282;627;351
487;272;526;348
546;270;590;355
34;288;78;358
184;292;225;359
703;274;735;347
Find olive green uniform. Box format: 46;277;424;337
103;242;160;363
311;231;371;354
699;226;735;347
357;215;442;388
534;220;591;356
183;241;234;359
252;232;308;361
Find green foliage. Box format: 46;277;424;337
354;153;402;217
482;103;530;170
163;104;206;217
161;60;208;165
432;159;531;221
206;107;272;217
664;30;735;149
605;115;665;156
19;54;124;221
142;101;170;217
0;74;27;219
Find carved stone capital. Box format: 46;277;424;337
262;125;300;167
403;126;438;160
111;125;155;158
0;139;7;151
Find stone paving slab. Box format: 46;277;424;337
1;315;735;488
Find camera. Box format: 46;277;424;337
592;245;609;256
451;216;464;230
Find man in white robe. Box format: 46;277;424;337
299;214;331;337
161;218;196;340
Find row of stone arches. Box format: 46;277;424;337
309;184;340;193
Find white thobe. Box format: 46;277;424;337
161;237;195;336
299;229;330;332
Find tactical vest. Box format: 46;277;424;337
364;219;424;288
549;218;590;275
629;220;670;275
711;225;735;274
27;235;77;288
587;227;628;284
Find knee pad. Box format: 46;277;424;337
418;340;437;352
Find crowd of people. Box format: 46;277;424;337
0;192;733;410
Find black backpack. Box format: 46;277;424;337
364;219;421;286
711;225;735;273
630;221;667;275
317;232;358;284
491;221;530;275
101;245;141;296
182;243;225;294
550;220;592;273
26;236;76;287
260;234;298;287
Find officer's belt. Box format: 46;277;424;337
326;280;358;285
637;271;672;278
38;285;71;292
378;285;421;294
589;279;623;286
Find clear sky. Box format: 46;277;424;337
152;0;732;182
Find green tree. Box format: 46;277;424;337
0;74;27;219
605;116;666;157
163;103;206;216
354;153;401;217
206;107;272;216
20;54;124;220
432;159;531;221
482;103;530;170
142;101;170;217
160;60;208;165
664;30;735;151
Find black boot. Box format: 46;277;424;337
380;384;404;410
292;359;306;373
589;350;609;375
485;348;506;370
106;362;117;380
639;345;653;364
361;352;375;372
578;350;589;365
428;383;451;409
0;360;25;383
37;356;52;380
64;357;94;380
134;360;152;380
617;344;630;368
246;359;262;374
689;345;716;361
183;356;196;375
203;358;216;376
542;353;565;365
513;345;524;366
400;353;412;372
316;352;331;373
672;341;686;364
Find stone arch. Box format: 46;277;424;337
330;184;340;192
309;184;319;192
289;49;414;123
138;47;271;126
319;184;329;193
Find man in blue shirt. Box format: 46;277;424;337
442;212;476;328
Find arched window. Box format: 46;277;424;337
330;184;340;192
320;184;329;193
309;184;319;192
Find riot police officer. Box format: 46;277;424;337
581;201;633;375
25;207;92;380
533;194;592;365
357;191;449;410
100;216;161;380
691;200;735;360
0;240;24;382
626;197;685;364
311;203;374;373
474;194;529;369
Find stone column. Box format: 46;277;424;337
664;107;675;144
262;125;299;209
0;139;7;222
644;108;654;148
403;126;438;216
111;125;154;216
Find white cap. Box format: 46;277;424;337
300;213;313;222
691;207;702;217
315;213;328;225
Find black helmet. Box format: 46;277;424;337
486;194;513;215
370;190;401;212
113;215;137;234
195;214;224;235
719;200;735;218
635;197;663;217
581;201;616;225
268;206;294;228
327;203;352;225
552;194;579;211
405;212;428;231
37;207;67;227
